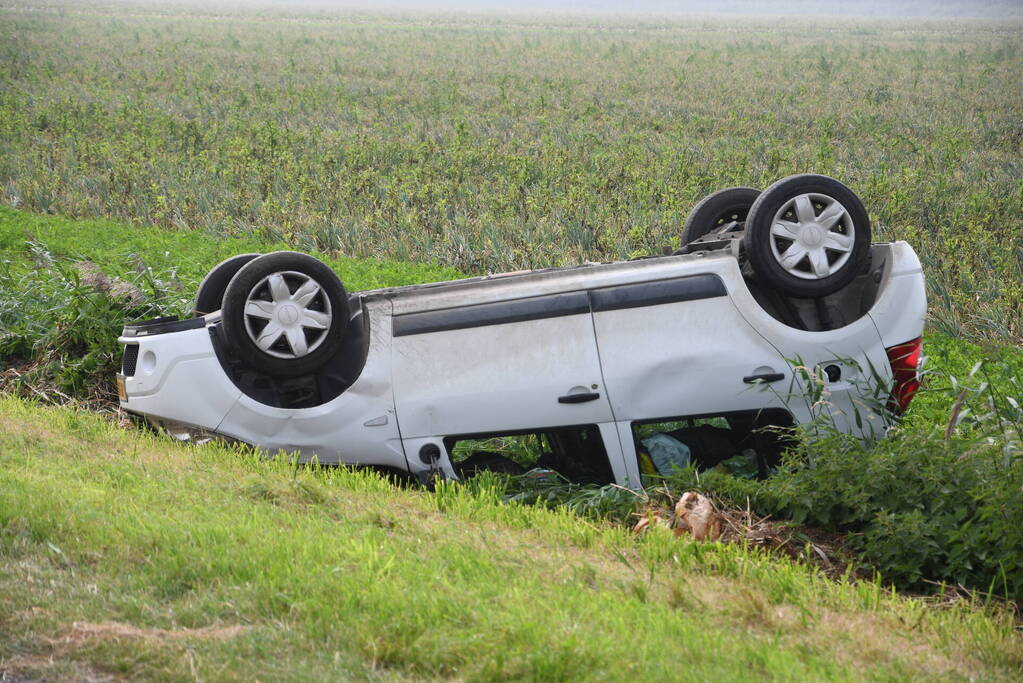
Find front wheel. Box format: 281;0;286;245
742;174;870;298
194;253;260;316
221;252;349;377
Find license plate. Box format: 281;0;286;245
116;375;127;401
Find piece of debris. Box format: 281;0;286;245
632;490;723;540
631;489;854;578
674;491;722;541
75;260;144;306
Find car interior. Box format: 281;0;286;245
444;409;796;484
632;408;796;479
445;425;617;485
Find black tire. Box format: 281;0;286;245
194;253;261;316
680;186;761;245
221;251;349;378
743;174;870;298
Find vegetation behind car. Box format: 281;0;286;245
1;3;1020;343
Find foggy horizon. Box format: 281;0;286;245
338;0;1023;18
37;0;1023;19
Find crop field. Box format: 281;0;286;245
2;1;1022;341
2;0;1023;680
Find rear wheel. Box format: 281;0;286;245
680;186;760;246
743;174;870;297
221;252;349;377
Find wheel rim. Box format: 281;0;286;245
242;270;332;359
711;207;748;234
768;192;855;280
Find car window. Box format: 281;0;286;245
632;409;794;479
444;424;615;485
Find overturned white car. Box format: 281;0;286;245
117;175;926;485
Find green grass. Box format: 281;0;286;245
0;204;462;295
1;1;1021;341
2;395;1022;681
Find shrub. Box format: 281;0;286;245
0;244;186;398
664;357;1023;601
760;433;1022;596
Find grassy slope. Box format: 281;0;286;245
2;396;1021;681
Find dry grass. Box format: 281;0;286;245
61;622;248;644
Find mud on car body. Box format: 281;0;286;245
117;175;927;486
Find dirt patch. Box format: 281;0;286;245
1;653;119;683
60;621;248;644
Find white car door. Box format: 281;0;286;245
391;292;616;439
592;275;793;419
726;278;895;439
589;275;794;483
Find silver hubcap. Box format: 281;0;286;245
243;271;332;359
768;193;855;280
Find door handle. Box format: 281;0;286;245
558;392;600;404
743;372;785;384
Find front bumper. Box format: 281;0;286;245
118;322;242;435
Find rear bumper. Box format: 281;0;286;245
867;241;927;349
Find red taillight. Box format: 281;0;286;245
886;337;923;414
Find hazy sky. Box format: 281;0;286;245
97;0;1023;18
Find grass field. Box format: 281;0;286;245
2;143;1022;683
2;1;1023;678
2;396;1022;681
